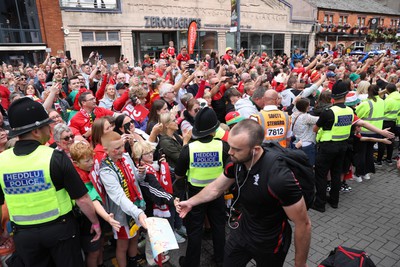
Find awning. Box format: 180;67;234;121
0;45;47;51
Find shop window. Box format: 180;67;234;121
291;34;309;54
60;0;119;11
240;33;285;57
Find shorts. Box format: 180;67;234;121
113;225;137;240
80;234;101;253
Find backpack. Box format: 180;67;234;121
319;246;377;267
262;142;315;209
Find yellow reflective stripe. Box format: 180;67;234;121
12;208;59;223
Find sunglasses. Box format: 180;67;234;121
19;77;26;80
197;76;204;79
123;120;135;128
62;134;75;141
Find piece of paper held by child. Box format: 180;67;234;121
145;217;179;259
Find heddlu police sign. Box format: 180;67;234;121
3;170;50;194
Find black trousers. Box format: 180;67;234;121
182;184;226;267
353;140;375;176
377;121;396;162
13;215;83;267
223;225;291;267
314;141;348;207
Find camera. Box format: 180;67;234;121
188;63;195;75
226;72;234;78
151;81;157;89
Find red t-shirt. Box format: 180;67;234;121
167;47;175;57
292;67;306;75
69;107;114;135
212;84;228;101
160;52;168;60
222;54;232;62
176;53;190;67
0;86;10;110
155;68;171;81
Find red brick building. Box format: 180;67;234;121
308;0;400;53
36;0;65;55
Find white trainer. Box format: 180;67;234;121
363;174;371;180
353;175;363;183
174;231;186;243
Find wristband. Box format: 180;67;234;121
92;223;100;228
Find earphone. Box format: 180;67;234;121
227;150;256;230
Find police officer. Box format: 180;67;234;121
376;83;400;165
0;98;100;266
354;84;384;175
313;81;354;212
175;107;229;267
251;90;291;147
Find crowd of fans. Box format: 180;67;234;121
0;44;399;266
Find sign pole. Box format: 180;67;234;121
236;0;240;52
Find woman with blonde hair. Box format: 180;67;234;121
356;80;370;101
159;112;192;170
99;84;117;109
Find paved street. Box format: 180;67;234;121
105;156;400;266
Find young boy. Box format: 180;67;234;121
167;41;175;58
70;141;121;267
99;132;147;267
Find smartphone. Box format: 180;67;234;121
56;58;61;65
138;156;142;166
45;48;52;53
120;54;124;61
123;123;130;134
65;51;71;60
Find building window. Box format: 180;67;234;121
81;31;120;42
380;18;384;25
291;35;309;54
108;31;119;41
239;33;285;57
357;17;366;26
339;16;348;25
82;32;94;41
323;14;333;24
0;0;42;43
353;42;365;52
60;0;119;11
95;32;107;41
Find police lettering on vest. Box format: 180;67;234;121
187;139;223;187
0;146;72;225
317;106;354;142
